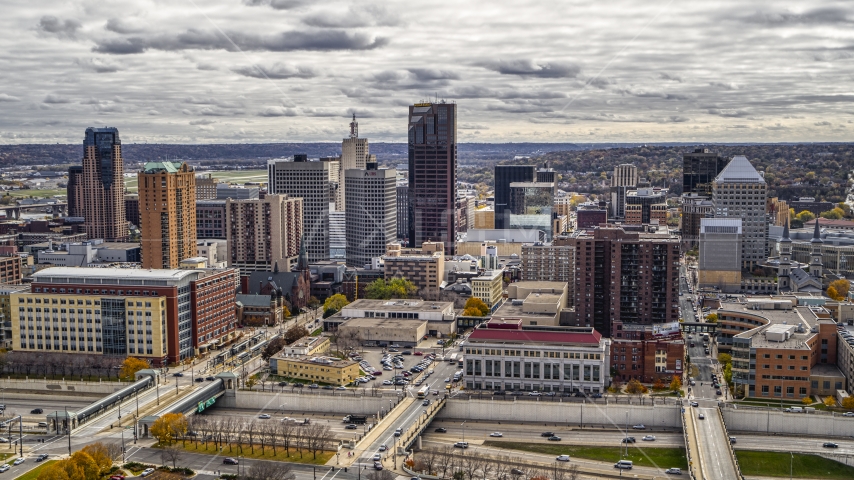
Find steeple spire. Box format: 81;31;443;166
781;217;791;243
297;233;309;271
349;113;358;139
811;218;823;244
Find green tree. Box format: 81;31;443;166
723;363;732;385
307;296;321;315
323;294;350;317
828;279;851;300
462;297;490;317
841;396;854;409
151;413;187;445
824;395;837;407
802;396;814;406
261;337;287;361
717;353;732;366
705;313;718;323
821;207;845;220
364;278;418;299
625;379;647;395
670;376;682;392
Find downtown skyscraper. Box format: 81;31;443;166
81;127;127;241
139;161;197;269
407;102;457;254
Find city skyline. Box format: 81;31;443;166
1;1;853;144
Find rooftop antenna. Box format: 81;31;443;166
349;113;358;139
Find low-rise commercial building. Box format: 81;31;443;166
325;299;457;343
271;356;359;386
281;335;330;356
491;281;569;327
463;319;610;393
719;298;844;398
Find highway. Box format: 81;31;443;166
691;407;739;480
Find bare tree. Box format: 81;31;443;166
437;446;455;479
278;420;294;456
162;444;183;469
461;452;483;480
305;423;332;459
494;455;511;480
418;447;440;476
246;420;258;454
479;455;494;480
245;461;297;480
554;463;579;480
105;441;123;462
293;424;307;458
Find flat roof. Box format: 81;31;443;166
513;281;567;290
524;293;563;304
339;317;428;328
345;299;454;311
33;267;201;282
275;355;356;368
469;327;602;345
719;300;830;349
492;301;556;320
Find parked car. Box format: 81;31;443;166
0;465;8;473
278;381;289;386
205;376;215;381
510;468;524;475
140;468;155;477
195;377;205;383
308;384;319;389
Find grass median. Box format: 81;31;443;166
735;451;854;479
169;442;334;465
14;460;57;480
482;441;688;469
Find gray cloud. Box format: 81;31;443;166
74;57;121;73
105;17;147;34
37;16;81;39
707;108;751;118
658;73;684;82
617;87;690;101
93;30;388;54
259;106;298;117
0;94;20;102
303;5;402;28
709;81;739;90
407;68;460;81
480;59;581;78
189;119;217;125
742;7;853;26
244;0;307;10
43;94;72;104
814;120;833;126
232;63;316;79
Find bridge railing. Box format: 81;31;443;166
716;404;745;479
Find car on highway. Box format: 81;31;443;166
379;444;387;452
422;400;430;406
621;437;636;443
556;455;570;462
444;377;450;382
698;413;705;420
716;390;722;395
541;432;555;437
642;435;656;441
454;442;469;448
258;414;271;419
223;458;239;465
632;424;646;430
664;467;682;475
374;462;383;470
434;427;447;433
206;376;215;381
547;436;562;441
173;372;184;377
691;402;699;407
35;454;49;462
510;468;524;475
729;437;737;444
30;408;43;414
394;428;402;437
373;454;381;461
823;442;839;448
844;412;854;417
308;384;319;389
336;386;347;390
12;458;24;466
345;424;358;430
489;432;503;437
0;465;8;473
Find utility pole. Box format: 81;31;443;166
65;406;71;456
119;400;125;463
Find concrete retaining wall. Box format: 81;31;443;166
0;378;137;395
440;398;683;428
223;391;397;416
722;407;854;437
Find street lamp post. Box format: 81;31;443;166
461;421;466;443
119;399;126;463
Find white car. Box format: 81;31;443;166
382;380;393;385
12;458;23;466
698;413;705;420
489;432;503;437
665;467;682;475
444;377;450;382
0;465;8;472
843;412;854;417
642;435;656;441
258;414;271;419
556;455;570;462
632;424;646;430
141;467;156;477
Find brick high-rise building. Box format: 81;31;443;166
625;188;667;225
139;161;197;269
81;127;127;241
124;194;140;227
268;155;334;263
683;148;727;195
196;200;226;239
196;174;219;200
345;164;396;268
66;166;83;218
568;226;682;382
224;194;303;275
408;102;457;254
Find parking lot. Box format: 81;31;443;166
349;344;460;391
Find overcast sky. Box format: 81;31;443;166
2;0;853;144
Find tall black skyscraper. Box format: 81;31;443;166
408;102;457;254
494;165;536;229
82;127;127;241
683;148;728;195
